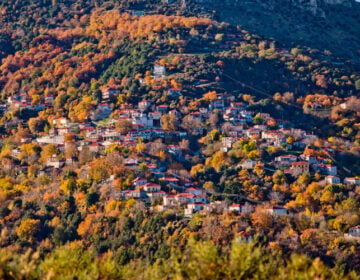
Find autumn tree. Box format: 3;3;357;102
69;96;94;122
250;208;274;232
79;146;93;165
203;91;217;101
41;144;59;162
65;143;78;159
16;218;41;242
136;142;146;153
28;118;48;134
204;181;216;193
12;124;31;144
161;113;177;131
19;143;41;163
206;151;227;171
115;119;133;135
60;179;78;194
89;159;111;183
181;115;202;134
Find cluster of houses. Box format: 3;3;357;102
117;175;290;217
6;92;54;111
3;63;360;235
209;95;357;184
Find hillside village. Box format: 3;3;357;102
1;1;360;277
2;62;359;236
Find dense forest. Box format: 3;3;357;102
0;0;360;279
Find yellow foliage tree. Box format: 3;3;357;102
69;96;94;122
190;164;204;178
77;214;95;238
41;144;58;162
136;142;146;153
16;218;40;242
203;91;217;101
207;151;227;171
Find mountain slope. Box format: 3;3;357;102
191;0;360;59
